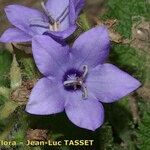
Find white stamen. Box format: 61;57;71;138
41;1;55;24
81;84;88;99
63;80;78;86
49;24;53;31
53;22;59;31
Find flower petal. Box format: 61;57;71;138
87;64;141;103
65;91;104;131
46;0;69;20
44;25;76;40
29;20;49;35
5;5;46;35
71;26;110;70
46;0;70;30
46;0;77;31
32;35;69;78
72;0;85;16
26;78;65;115
0;28;32;43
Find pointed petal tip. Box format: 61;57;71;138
4;4;20;14
0;28;31;43
25;106;34;115
4;5;12;12
0;36;5;43
26;78;65;115
0;33;8;43
87;63;142;103
65;95;104;131
85;120;104;131
97;25;110;37
132;78;142;91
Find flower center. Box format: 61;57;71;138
29;2;69;32
63;65;89;99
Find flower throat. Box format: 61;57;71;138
41;1;68;31
63;65;89;99
30;1;69;31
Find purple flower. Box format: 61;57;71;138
0;0;84;43
26;26;141;131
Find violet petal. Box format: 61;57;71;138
87;63;141;103
5;4;46;36
44;25;76;41
32;35;69;78
46;0;70;30
26;78;65;115
0;28;32;42
71;26;110;70
72;0;85;16
65;91;104;131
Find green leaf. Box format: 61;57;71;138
0;87;10;99
109;44;145;81
0;100;19;120
78;13;91;31
137;102;150;150
102;0;149;38
10;54;22;90
0;50;12;87
0;113;18;141
21;57;40;80
11;44;39;80
98;123;114;150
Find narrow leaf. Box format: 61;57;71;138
10;54;22;90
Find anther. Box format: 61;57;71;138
81;84;88;99
63;80;78;86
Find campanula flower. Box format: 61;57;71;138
26;26;141;131
0;0;84;43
